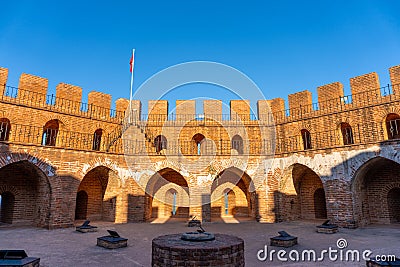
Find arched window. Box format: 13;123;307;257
42;120;59;146
386;113;400;140
301;129;312;150
231;135;244;154
192;133;205;155
340;122;354;145
154;135;167;153
0;118;11;141
92;129;103;151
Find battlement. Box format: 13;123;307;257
1;65;400;123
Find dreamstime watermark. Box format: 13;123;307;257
257;238;397;263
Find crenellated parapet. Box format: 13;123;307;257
0;68;128;122
1;64;400;124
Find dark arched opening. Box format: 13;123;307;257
0;118;11;141
231;135;244;154
75;190;88;220
75;166;119;222
192;133;205;155
0;160;51;227
388;187;400;223
340;122;354;145
301;129;312;150
0;191;15;224
154;135;167;153
92;129;103;151
313;188;327;219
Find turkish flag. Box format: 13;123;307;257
130;54;134;72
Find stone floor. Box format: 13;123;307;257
0;219;399;267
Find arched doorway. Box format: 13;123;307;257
0;160;51;227
145;168;190;221
75;166;120;222
0;192;15;224
279;164;327;221
352;157;400;226
75;190;88;220
313;188;327;219
211;167;255;221
388;188;400;223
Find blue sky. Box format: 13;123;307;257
1;1;400;114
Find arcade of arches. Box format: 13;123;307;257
0;155;399;228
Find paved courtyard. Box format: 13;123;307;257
0;220;399;267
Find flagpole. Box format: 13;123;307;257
129;49;135;125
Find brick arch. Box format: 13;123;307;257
144;167;190;221
351;156;400;226
0;152;57;180
209;159;249;177
379;111;400;140
0;184;19;196
292;121;313;133
278;163;326;221
37;114;70;131
0;157;53;227
152;159;188;178
211;166;256;220
334;116;356;128
375;106;400;122
275;156;326;181
79;157;123;181
76;165;121;222
349;154;400;180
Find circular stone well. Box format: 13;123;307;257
152;233;244;267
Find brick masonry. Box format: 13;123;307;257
0;65;399;229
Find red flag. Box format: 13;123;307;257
130;55;133;72
130;50;135;72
